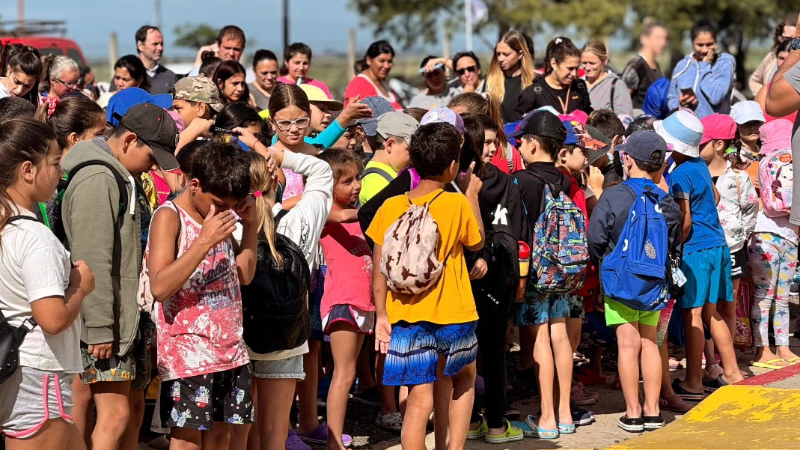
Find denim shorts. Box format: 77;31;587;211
251;354;305;380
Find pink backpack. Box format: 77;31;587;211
759;148;793;218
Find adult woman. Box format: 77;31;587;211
213;60;250;105
755;39;797;122
423;51;485;93
114;55;149;91
750;15;797;94
485;31;536;122
409;55;461;109
249;49;280;110
516;37;592;117
621;19;668;115
198;50;222;78
581;40;633;116
668;19;735;118
344;40;402;110
277;43;332;99
42;55;80;100
0;45;42;106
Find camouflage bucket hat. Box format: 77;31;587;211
170;76;224;112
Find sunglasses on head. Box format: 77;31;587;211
455;65;478;76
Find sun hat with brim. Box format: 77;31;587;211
759;119;793;155
730;100;766;125
699;113;736;146
653;110;704;158
300;84;343;111
107;87;173;127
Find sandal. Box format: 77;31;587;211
524;415;559;439
750;359;790;370
671;378;704;402
784;357;800;365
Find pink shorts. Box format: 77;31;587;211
0;367;75;439
322;305;375;335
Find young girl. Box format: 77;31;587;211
316;148;375;450
0;119;94;449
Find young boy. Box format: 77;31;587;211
62;102;179;450
367;122;485;450
146;142;258;449
509;110;573;436
655;110;745;401
588;131;683;432
358;111;419;205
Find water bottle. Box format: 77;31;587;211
517;242;530;301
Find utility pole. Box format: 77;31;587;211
154;0;162;29
283;0;290;50
18;0;24;23
465;0;472;51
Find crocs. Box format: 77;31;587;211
485;419;524;444
286;429;311;450
524;415;559;439
298;422;352;447
467;416;488;440
558;423;576;434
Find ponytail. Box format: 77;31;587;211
247;152;283;268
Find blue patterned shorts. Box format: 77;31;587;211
383;321;478;386
514;293;570;326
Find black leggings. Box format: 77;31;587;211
472;294;513;429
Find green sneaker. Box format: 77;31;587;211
467;416;488;440
485;419;525;444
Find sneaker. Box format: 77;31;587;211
376;412;403;433
575;368;607;386
503;407;521;421
286;430;311;450
467;416;488;440
298;423;352;447
485;419;524;444
350;386;381;407
643;415;665;431
570;383;599;406
571;406;596;426
617;415;644;433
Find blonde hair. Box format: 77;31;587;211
448;92;508;157
486;31;536;103
247;152;283;268
582;39;608;63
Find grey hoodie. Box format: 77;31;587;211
587;71;633;117
61;137;142;355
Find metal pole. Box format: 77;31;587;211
154;0;162;29
283;0;290;50
465;0;472;51
348;29;356;79
109;32;118;78
18;0;24;23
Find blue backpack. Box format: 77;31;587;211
600;180;669;311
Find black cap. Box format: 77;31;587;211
507;110;567;143
616;131;667;165
120;103;179;171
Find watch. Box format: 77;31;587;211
789;37;800;52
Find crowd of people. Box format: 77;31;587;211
1;13;800;450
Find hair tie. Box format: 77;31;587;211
555;37;563;45
253;191;263;198
480;92;488;100
46;95;60;118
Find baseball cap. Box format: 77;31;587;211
616;131;667;165
507;110;567;142
356;96;394;136
580;124;612;165
759;119;793;155
730;101;766;125
653;110;704;158
170;76;224;112
300;84;343;111
699;114;736;146
119;103;179;171
559;110;589;126
107;87;173;127
376;112;418;142
562;120;578;145
420;108;464;134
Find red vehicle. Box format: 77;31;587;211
1;21;87;66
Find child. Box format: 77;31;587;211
748;123;800;369
62;103;179;450
509;110;574;437
358;111;418;205
317;148;376;450
589;131;682;432
730;101;766;190
655;110;745;401
367;122;485;450
146;142;258;449
0;119;94;448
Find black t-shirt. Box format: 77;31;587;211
622;55;662;109
515;77;593;118
501;75;523;123
512;162;571;229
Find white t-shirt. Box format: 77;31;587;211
0;208;82;373
0;79;11;99
754;210;800;245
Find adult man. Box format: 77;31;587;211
136;25;180;94
189;25;246;76
622;19;668;115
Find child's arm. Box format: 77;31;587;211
587;193;613;269
234;198;258;286
675;198;693;242
327;208;358;224
371;243;391;354
29;260;94;336
148;204;238;302
176;118;213;152
740;172;758;235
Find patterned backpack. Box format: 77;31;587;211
381;191;450;294
529;181;588;294
759;148;793;218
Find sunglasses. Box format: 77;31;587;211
455;65;478;76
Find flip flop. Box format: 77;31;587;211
750;359;790;370
783;357;800;365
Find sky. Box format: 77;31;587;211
1;0;495;60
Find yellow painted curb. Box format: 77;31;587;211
606;385;800;449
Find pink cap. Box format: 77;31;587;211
558;110;588;125
699;114;736;146
759;119;793;155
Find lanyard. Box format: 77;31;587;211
557;83;571;114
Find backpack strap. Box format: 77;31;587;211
66;160;130;216
609;79;616;113
362;167;394;183
274;209;289;225
6;215;42;226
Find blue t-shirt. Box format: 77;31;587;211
668;157;727;253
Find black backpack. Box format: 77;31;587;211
46;160;128;243
0;216;40;384
241;210;311;354
471;176;520;317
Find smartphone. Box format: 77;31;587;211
680;87;696;98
